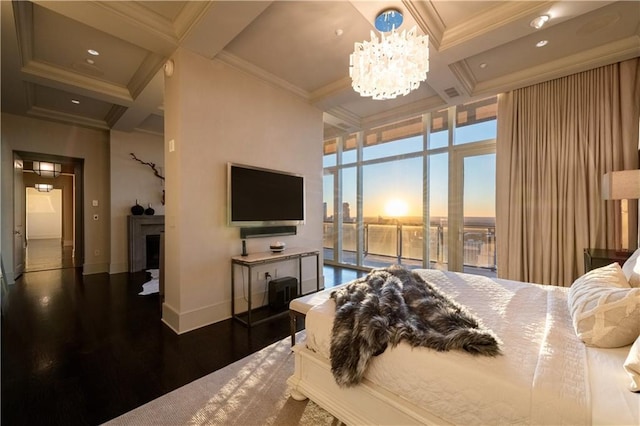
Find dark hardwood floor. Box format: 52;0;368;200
1;265;365;426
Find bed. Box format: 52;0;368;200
287;266;640;425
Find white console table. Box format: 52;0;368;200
231;247;320;327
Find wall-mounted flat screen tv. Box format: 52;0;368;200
227;163;305;227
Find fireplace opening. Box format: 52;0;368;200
146;234;161;269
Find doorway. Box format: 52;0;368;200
448;142;496;276
13;151;84;276
24;187;74;272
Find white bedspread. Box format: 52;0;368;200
305;269;594;425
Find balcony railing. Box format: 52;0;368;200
323;221;496;273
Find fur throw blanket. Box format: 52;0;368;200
329;265;502;387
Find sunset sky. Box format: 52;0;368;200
324;120;496;220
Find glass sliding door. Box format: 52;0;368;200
463;153;496;275
449;96;497;275
449;145;496;276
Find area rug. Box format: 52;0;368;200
104;332;342;425
138;269;159;295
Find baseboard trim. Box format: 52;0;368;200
82;262;109;275
162;299;230;334
161;302;180;334
109;262;129;274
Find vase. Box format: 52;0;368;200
145;203;155;215
131;200;144;215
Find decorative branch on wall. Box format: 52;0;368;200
130;153;165;205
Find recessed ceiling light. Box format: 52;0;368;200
536;40;548;47
530;15;550;29
87;49;100;56
85;58;95;65
71;99;80;104
479;63;487;69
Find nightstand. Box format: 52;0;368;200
583;248;634;272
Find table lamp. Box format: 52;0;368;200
602;169;640;251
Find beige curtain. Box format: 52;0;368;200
496;58;640;287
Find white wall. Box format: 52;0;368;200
163;48;324;333
109;129;165;273
26;188;62;239
1;113;110;275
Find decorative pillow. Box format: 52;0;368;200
622;248;640;288
624;335;640;392
568;263;640;348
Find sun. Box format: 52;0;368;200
384;199;409;217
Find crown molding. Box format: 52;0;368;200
28;106;110;131
24;81;111;131
403;0;445;51
448;61;476;97
440;1;554;52
22;60;133;105
472;35;640;97
133;126;164;137
12;1;34;67
105;105;129;129
361;95;445;129
310;77;353;105
32;0;178;55
215;51;310;101
24;82;36;111
325;107;361;129
128;54;167;99
173;1;215;42
94;1;175;37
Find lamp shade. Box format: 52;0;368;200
602;170;640;200
33;161;61;178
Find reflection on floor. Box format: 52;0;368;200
322;265;367;288
324;249;498;278
1;264;361;425
25;238;75;272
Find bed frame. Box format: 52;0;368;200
287;343;450;425
287;282;448;425
287;268;640;425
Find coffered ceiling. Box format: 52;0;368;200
1;1;638;138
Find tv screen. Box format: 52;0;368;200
228;163;305;226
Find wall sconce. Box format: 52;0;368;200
602;169;640;250
34;183;53;192
33;161;61;178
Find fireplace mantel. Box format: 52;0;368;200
128;215;164;272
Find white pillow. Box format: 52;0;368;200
624;335;640;392
622;248;640;288
568;263;640;348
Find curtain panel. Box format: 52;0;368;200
496;58;640;287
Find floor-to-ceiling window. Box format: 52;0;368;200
323;96;497;276
449;97;497;276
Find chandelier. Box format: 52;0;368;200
349;9;429;100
